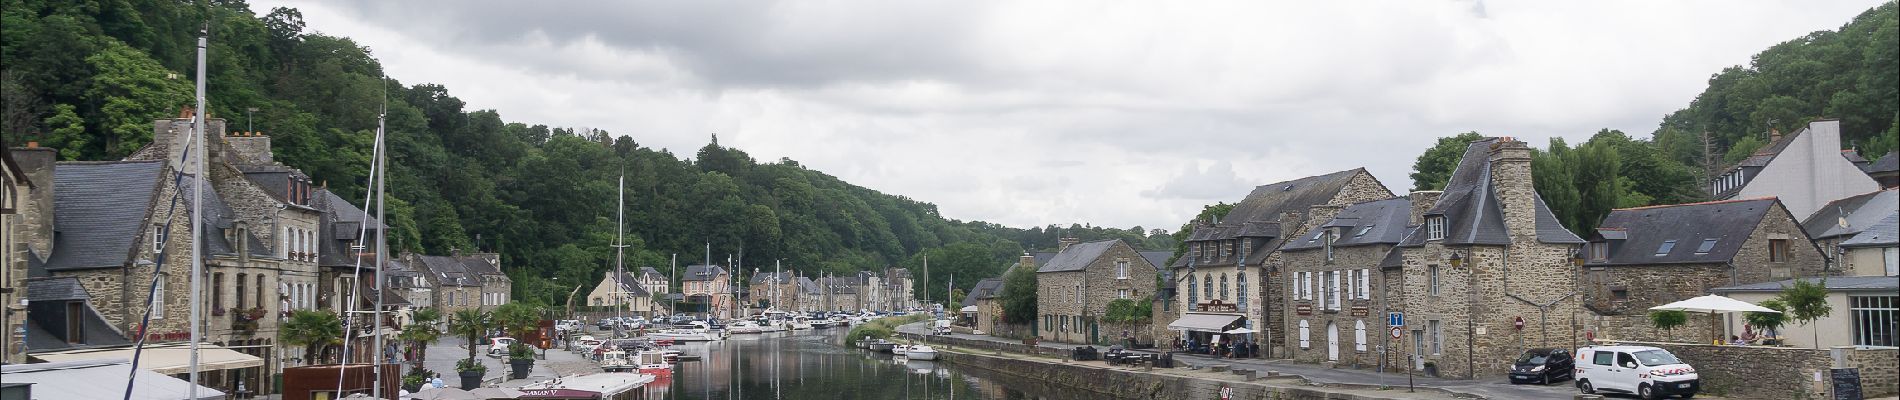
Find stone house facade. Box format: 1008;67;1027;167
1278;197;1409;368
637;267;669;297
1170;168;1392;355
748;271;798;311
962;277;1004;334
404;252;509;315
586;270;652;315
1581;198;1831;343
1;144;35;364
1394;137;1587;380
1037;239;1159;344
818;275;861;312
680;264;733;318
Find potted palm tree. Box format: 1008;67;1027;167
399;308;443;392
492;303;543;380
448;309;492;390
279;310;343;366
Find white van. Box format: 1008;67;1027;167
1575;345;1699;399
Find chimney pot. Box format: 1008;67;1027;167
26;141;37;148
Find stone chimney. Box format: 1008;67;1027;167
1019;252;1036;271
1057;237;1080;252
1408;190;1443;226
223;130;274;165
1305;204;1346;233
450;247;461;257
137;117;229;168
11;146;57;257
1488;137;1537;236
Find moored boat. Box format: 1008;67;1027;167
867;340;895;352
904;345;938;360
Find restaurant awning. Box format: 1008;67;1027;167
1167;312;1243;333
0;359;225;400
31;342;265;375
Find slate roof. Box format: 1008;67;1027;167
1840;212;1898;248
313;189;384;268
640;267;668;282
964;278;1003;304
1584;198;1778;266
605;270;653;297
180;177;272;259
751;271;793;284
1801;189;1898;240
1868;152;1899;174
1283;198;1411;251
1376;246;1407;269
44;161;164;271
24;277;128;351
681;264;726;281
795;276;819;294
1174;169;1372;268
1138;251;1171;272
1399;138;1584;247
1037;239;1120;273
411;255;484;287
1712;276;1898;292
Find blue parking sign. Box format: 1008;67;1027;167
1388;312;1403;327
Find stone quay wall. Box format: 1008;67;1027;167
1610;340;1898;399
938;347;1439;400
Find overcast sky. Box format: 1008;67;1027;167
255;0;1884;231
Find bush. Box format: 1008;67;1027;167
508;343;534;361
1745;299;1788;335
844;314;929;347
1649;310;1687;333
456;358;486;373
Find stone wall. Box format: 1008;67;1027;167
1038;241;1158;344
1280;243;1396;368
1732;202;1830;281
1608;341;1898;399
937;343;1449;400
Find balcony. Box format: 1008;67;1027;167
230;307;267;335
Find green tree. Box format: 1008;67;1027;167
998;264;1039;324
1744;298;1788;339
1648;310;1687;335
39;104;89;160
1103;296;1153;323
1409;131;1487;191
447;309;491;371
1778;279;1832;349
85;40;191;158
1167;203;1234;266
279;309;343;365
399;307;442;370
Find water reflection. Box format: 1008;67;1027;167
643;331;998;400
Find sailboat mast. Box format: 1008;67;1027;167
187;28;207;399
369;95;388;398
613;174;626;335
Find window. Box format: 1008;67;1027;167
236;273;248;309
1219;274;1228;300
1769;239;1789;262
1851;296;1897;347
1358;269;1371;300
1356;225;1373;237
64;301;84;344
1695;239;1719;254
1324;230;1336;263
1590;242;1608;260
213;273;226;312
152;224;165;252
1116;260;1129;279
1239;239;1250;263
1331;271;1343;309
1428;265;1441;296
1203;275;1213;300
1187;275;1199;305
1427;320;1441;355
1236;272;1248;310
257;275;266;311
1616;352;1638;369
1317;272;1329;309
1592;351;1613;366
1118;289;1129;299
1298;320;1311;348
1354;320;1367;352
1193;243;1203;262
1654;240;1676;256
1425;216;1445;240
151;274;167;320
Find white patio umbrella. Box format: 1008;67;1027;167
1650;294;1780;344
406;387;482;400
1223;327;1257;334
468;387;526;399
1649;295;1781;314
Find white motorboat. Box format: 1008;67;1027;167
648;329;721;341
598;350;636;372
788;316;814;330
727;321;764;334
891;344;911;356
904;345;939;360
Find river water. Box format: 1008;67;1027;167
641;330;1060;400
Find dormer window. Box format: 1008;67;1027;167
1425;216;1445;241
1355;225;1373;237
152;224;165;252
1590;242;1608;260
1655;240;1677;256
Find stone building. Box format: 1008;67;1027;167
881;267;915;311
1708;119;1881;218
586;269;653;315
962;277;1004;334
680;264;733;318
748;271;797;311
1802;189;1896;269
1394;137;1586;379
1;144;33;364
1581;198;1830;343
794;276;821;312
1867;151;1899;188
1169;168;1392;355
637;267;669;298
818;275;862;312
402;251;509;315
1277;197;1409;368
1036;239;1159;344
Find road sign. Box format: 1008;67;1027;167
1388;312;1403;327
1390;326;1402;339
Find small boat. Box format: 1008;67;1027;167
635;350;674;377
647;321;724;341
788;316;813;330
599;350;637;372
867;340;895;353
810;318;834;329
890;344;910;356
905;345;939;360
728;321;764;334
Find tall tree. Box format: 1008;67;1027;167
1408;132;1487;191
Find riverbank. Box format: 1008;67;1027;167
922;340;1470;400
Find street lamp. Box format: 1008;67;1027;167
246;107;259;133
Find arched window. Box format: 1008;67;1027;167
1187;275;1199;305
1219;274;1229;300
1236;272;1248;309
1202;275;1213;301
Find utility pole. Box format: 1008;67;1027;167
187;27;207;399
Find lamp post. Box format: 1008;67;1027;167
246;107;258;133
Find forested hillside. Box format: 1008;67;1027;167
1406;3;1896;236
0;1;1173;305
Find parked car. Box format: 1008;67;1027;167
1508;348;1573;385
596;318;619;330
1576;345;1698;399
486;337;517;357
555;320;581;332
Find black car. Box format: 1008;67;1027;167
1509;348;1574;385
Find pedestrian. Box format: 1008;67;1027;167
430;374;445;389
